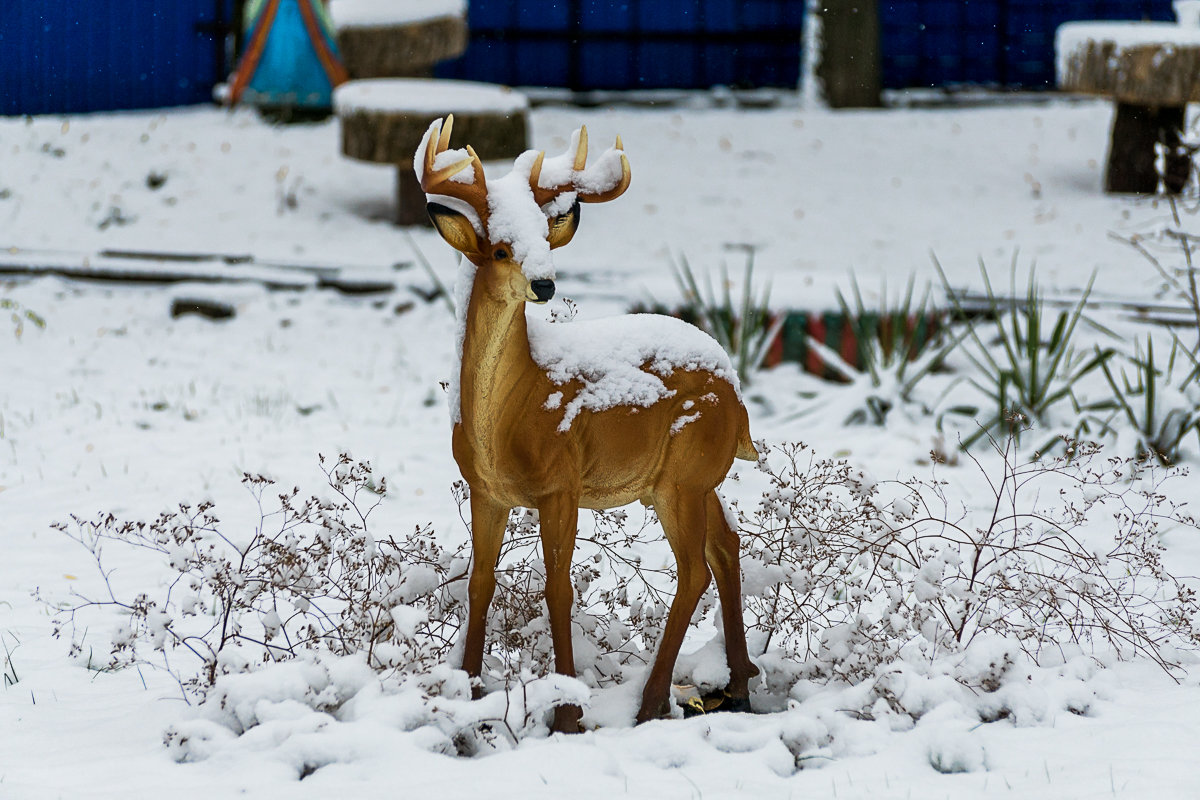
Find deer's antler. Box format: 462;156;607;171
529;126;631;211
417;115;490;234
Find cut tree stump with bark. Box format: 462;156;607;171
1058;21;1200;194
334;80;530;227
329;0;468;80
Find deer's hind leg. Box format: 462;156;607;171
703;490;758;711
637;485;712;724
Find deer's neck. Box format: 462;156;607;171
457;270;539;443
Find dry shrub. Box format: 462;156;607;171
50;436;1199;738
737;435;1200;686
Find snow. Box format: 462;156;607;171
328;0;466;30
1056;20;1200;84
483;150;556;280
3;98;1200;798
528;314;739;432
334;79;529;115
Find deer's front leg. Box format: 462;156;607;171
538;492;582;733
462;491;510;698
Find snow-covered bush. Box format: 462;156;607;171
49;454;692;752
50;437;1199;765
737;435;1200;687
52;454;467;694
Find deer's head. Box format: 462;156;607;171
415;115;631;305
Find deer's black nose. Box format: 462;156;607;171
530;279;556;302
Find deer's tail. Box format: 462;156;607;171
734;405;758;461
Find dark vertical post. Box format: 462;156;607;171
567;0;583;91
396;167;434;227
1105;102;1189;195
817;0;882;108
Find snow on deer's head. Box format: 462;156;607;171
415;115;631;304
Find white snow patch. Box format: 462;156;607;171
448;254;478;424
329;0;466;29
533;128;629;217
527;314;739;433
486;151;555;281
671;412;701;434
335;79;528;116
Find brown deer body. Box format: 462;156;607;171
416;116;759;730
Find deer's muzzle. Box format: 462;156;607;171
529;279;556;303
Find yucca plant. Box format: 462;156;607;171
936;259;1116;452
668;249;782;385
1093;334;1200;465
796;274;956;425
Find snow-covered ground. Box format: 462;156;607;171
3;97;1200;798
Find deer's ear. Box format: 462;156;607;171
546;201;580;250
427;203;482;257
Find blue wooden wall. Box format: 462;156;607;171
0;0;1184;115
880;0;1174;90
0;1;229;116
437;0;805;90
442;0;1176;92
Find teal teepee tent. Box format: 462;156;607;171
227;0;348;111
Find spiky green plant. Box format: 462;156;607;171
1093;334;1200;465
936;259;1116;452
797;274;957;425
669;249;781;385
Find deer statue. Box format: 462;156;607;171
415;115;759;732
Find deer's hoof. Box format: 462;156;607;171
551;704;583;734
686;690;752;716
635;698;672;725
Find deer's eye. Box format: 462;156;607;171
494;248;509;260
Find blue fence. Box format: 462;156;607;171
0;1;232;116
0;0;1185;115
443;0;1177;93
438;0;805;91
879;0;1174;90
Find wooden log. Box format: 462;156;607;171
336;15;468;80
340;107;527;166
816;0;882;109
1060;38;1200;105
1058;25;1200;195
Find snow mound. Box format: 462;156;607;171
162;636;1114;780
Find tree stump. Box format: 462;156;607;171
1058;22;1200;194
334;80;530;226
329;0;468;80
